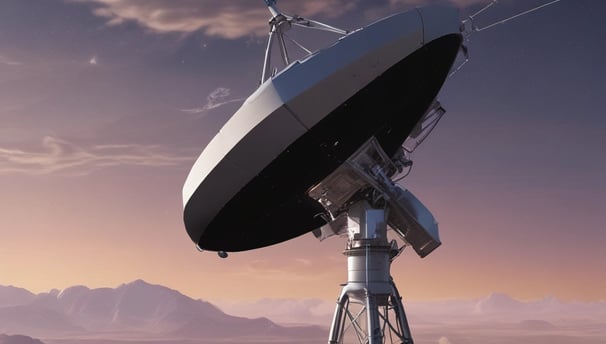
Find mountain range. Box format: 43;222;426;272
2;281;605;344
0;280;325;340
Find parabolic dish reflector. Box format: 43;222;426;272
183;6;462;252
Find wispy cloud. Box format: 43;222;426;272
217;297;335;325
218;293;606;326
71;0;358;39
363;0;490;20
228;257;331;283
437;337;453;344
181;87;244;116
0;55;23;66
389;0;488;7
0;136;194;175
295;258;312;266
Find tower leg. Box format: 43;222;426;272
328;290;348;343
391;281;414;343
365;293;382;344
327;282;415;343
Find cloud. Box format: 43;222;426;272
0;136;194;175
240;259;310;281
404;293;606;325
0;55;23;66
389;0;488;7
216;298;335;325
295;258;312;266
437;337;454;344
71;0;358;39
181;87;244;116
217;293;606;331
360;0;490;20
89;56;98;65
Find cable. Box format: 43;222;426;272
393;163;413;183
466;0;563;32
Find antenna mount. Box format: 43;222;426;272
260;0;348;84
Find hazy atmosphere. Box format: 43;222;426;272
1;0;605;343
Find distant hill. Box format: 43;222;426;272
473;292;527;314
0;286;35;307
0;334;44;344
0;304;82;336
0;280;326;340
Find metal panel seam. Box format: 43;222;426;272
284;103;310;131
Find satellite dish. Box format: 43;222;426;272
182;1;563;342
183;6;462;252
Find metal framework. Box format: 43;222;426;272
261;0;348;84
328;201;414;344
306;135;442;344
253;1;565;342
451;0;563;78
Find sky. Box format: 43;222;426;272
0;0;605;307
